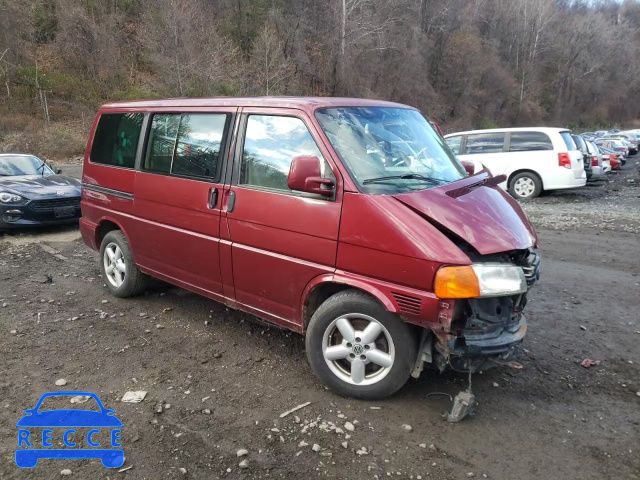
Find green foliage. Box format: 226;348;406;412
33;0;58;44
476;117;500;130
111;85;164;101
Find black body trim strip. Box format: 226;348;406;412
82;183;134;200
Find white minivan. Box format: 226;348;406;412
444;127;586;199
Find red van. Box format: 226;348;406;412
80;97;540;399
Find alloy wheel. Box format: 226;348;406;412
103;242;126;288
322;313;395;386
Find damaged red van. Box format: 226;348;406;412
80;97;540;399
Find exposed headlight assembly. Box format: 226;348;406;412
435;263;527;298
0;192;25;204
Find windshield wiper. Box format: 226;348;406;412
362;173;448;185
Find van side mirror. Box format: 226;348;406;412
461;160;475;176
288;156;334;197
55;168;62;174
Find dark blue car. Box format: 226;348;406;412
15;391;124;468
0;154;81;230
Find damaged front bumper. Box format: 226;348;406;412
412;249;539;376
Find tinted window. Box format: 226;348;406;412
240;115;331;192
445;136;462;155
144;114;179;174
573;135;587;153
172;114;227;178
144;114;227;178
509;132;553;152
90;113;143;168
464;133;505;155
560;132;577;151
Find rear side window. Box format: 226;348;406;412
509;132;553;152
144;113;228;179
445;136;462;155
560;132;577;151
240;115;332;192
464;133;505;155
90;113;143;168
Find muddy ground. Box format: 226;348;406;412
1;159;639;480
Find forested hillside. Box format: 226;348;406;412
1;0;640;159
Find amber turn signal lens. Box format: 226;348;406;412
434;266;480;299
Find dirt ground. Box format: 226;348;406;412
1;159;639;480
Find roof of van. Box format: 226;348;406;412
100;96;414;111
444;127;571;137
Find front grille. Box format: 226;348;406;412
29;197;81;211
392;292;422;315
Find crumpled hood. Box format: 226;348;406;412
392;173;537;255
0;175;81;199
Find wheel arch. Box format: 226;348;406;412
507;169;545;190
300;274;398;332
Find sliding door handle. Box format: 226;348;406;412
208;188;218;209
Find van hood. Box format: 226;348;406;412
392;174;537;256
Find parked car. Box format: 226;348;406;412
585;140;605;178
595;139;628;164
594;130;609;137
604;133;638;154
572;134;594;180
598;146;622;170
0;154;81;230
444;127;586;199
80;97;541;399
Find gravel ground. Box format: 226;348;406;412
0;157;639;480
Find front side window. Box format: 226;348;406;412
509;132;553;152
445;136;462;155
465;133;505;155
90;113;143;168
315;107;465;194
144;113;227;179
240;115;332;192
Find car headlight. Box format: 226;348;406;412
435;263;527;298
0;192;25;204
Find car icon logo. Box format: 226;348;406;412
15;391;124;469
56;190;66;196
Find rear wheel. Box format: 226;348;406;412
509;172;542;199
99;230;148;298
305;290;416;399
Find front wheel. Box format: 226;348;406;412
509;172;542;199
305;290;416;400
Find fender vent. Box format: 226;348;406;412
392;292;422;315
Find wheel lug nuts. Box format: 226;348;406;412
349;353;355;358
346;343;352;348
364;345;370;350
355;337;361;342
360;355;366;360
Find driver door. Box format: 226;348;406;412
223;108;342;329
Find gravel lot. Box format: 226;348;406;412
1;158;639;480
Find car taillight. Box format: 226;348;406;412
558;152;571;169
591;156;598;166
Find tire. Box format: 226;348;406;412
99;230;148;298
509;172;542;200
305;290;417;400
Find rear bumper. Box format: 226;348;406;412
543;169;586;191
79;217;99;250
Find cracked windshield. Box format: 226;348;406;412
316;107;465;193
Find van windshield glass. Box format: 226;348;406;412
315;107;465;194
